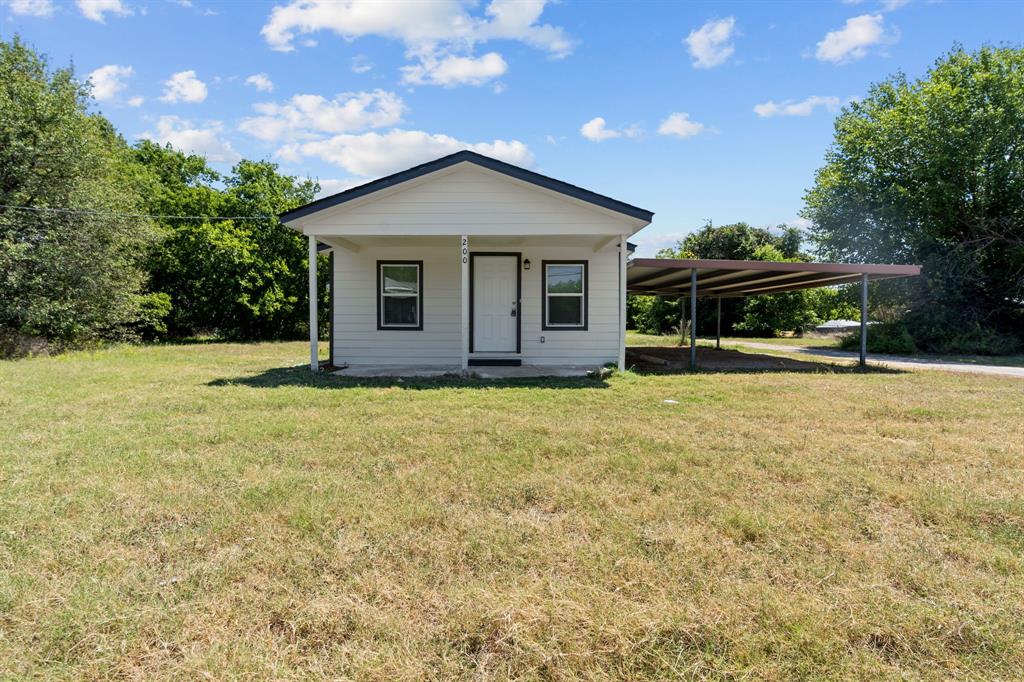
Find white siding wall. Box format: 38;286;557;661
518;245;619;366
333;245;461;366
332;244;621;367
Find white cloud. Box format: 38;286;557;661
245;73;274;92
881;0;910;10
685;17;736;69
630;230;693;257
581;117;617;142
401;51;507;87
260;0;574;87
579;117;642;142
126;96;144;107
657;113;706;138
476;0;575;57
351;54;374;74
76;0;132;22
87;64;133;101
815;14;889;64
4;0;54;17
238;90;406;142
753;95;841;118
314;178;365;198
286;129;532;178
160;70;208;103
140;116;241;164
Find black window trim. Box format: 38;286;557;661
541;260;588;331
377;260;424;331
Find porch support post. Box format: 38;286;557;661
460;235;469;372
716;296;722;350
690;268;698;370
618;237;627;371
308;235;318;372
860;272;868;368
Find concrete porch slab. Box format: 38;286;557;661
471;365;595;379
332;365;460;378
331;364;597;379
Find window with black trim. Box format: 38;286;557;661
378;261;423;330
542;261;587;329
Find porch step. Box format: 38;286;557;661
468;358;522;367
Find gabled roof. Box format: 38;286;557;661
279;150;655;223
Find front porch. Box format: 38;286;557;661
305;233;631;375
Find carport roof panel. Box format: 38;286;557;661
627;258;921;297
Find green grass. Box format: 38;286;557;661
2;342;1023;679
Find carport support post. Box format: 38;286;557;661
690;268;697;370
859;272;868;368
716;296;722;350
308;235;318;372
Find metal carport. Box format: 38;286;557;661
626;258;922;369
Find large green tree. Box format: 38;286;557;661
133;142;320;339
656;221;804;261
0;37;158;353
803;46;1024;353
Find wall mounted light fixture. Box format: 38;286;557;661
523;259;531;270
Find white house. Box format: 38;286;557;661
280;150;653;374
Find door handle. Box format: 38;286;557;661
511;301;517;317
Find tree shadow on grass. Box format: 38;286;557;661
626;347;908;375
207;366;611;390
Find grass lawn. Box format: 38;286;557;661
2;342;1023;679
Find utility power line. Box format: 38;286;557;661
0;204;277;221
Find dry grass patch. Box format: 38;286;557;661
1;341;1022;679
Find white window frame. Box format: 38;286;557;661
378;261;422;330
543;261;587;329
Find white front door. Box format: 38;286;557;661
472;255;518;352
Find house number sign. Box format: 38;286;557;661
461;236;468;264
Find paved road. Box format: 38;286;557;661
726;341;1024;379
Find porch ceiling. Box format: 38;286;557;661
627;258;921;297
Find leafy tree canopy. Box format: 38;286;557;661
656;221;805;261
133;143;319;339
0;36;157;351
0;36;324;354
803;45;1024;352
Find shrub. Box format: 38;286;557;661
628;295;680;335
840;322;917;354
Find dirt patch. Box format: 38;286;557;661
626;346;831;372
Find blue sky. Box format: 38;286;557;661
3;0;1022;254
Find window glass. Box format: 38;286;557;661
382;265;418;294
383;296;418;326
548;296;582;325
546;265;583;294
